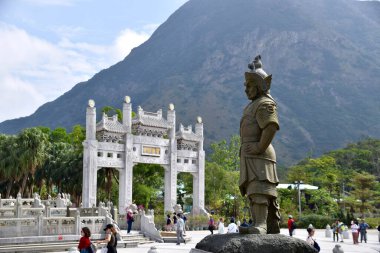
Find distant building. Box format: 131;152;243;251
277;184;318;190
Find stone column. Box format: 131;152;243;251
193;118;205;214
165;104;177;213
122;96;132;133
82;100;98;208
119;132;134;214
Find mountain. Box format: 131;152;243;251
1;0;380;165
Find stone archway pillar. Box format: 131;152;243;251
119;99;133;214
193;121;205;214
192;150;205;214
119;134;134;214
82;104;98;208
165;107;177;213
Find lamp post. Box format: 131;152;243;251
294;181;303;218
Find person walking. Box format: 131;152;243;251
97;224;117;253
288;215;296;236
126;209;134;234
166;214;172;231
332;220;340;242
218;217;225;234
359;219;369;243
173;212;178;231
377;224;380;242
183;214;187;235
208;216;215;234
176;213;186;245
351;220;359;245
337;221;344;242
78;227;92;253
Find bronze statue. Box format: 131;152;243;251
239;55;280;234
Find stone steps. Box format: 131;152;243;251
160;231;192;243
0;233;152;252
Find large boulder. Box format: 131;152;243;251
193;234;317;253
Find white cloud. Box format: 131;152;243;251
0;22;152;122
110;28;151;62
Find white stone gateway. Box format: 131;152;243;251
82;96;205;215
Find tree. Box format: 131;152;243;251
0;135;22;197
348;172;380;215
132;164;164;210
16;128;49;196
208;135;240;171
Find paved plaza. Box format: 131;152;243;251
54;228;379;253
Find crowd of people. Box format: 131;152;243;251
75;211;379;253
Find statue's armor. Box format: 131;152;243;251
239;95;280;197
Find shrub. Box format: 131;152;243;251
364;217;380;228
297;214;334;229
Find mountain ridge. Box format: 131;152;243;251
1;0;380;165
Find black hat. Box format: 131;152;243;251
104;224;114;231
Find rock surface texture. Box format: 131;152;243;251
195;234;317;253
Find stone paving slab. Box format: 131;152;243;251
52;229;380;253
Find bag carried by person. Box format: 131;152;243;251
291;221;297;230
100;246;108;253
89;243;97;253
313;240;320;252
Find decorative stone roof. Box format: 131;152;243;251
96;114;128;133
176;124;201;142
132;107;171;129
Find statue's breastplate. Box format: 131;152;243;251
240;98;276;162
240;103;261;141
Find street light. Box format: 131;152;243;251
294;181;303;218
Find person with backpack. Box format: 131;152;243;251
78;227;95;253
306;227;320;252
288;215;296;236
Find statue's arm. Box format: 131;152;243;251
244;123;277;155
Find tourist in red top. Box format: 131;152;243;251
288;215;296;236
78;227;92;253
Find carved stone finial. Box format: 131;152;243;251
88;99;95;108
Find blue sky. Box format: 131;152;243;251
0;0;188;122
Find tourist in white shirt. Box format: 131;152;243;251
176;213;186;245
351;220;359;245
227;218;238;233
218;217;225;234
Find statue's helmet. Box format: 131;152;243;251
245;55;272;93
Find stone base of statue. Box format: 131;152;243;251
190;233;317;253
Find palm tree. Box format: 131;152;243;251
16;128;49;196
0;135;23;198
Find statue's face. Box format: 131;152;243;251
245;80;259;100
